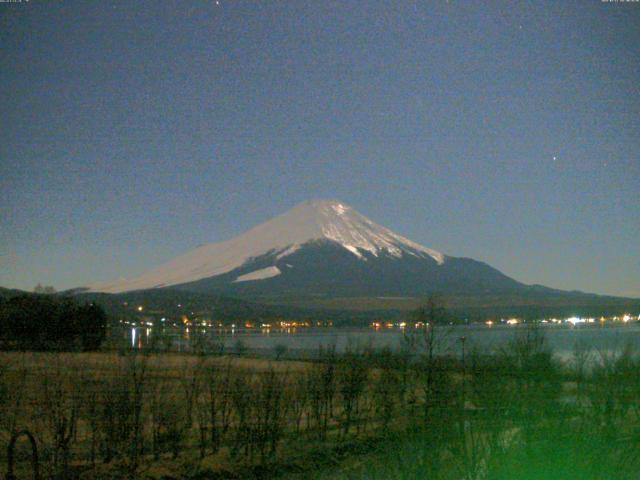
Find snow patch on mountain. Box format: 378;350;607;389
276;244;300;259
233;266;281;283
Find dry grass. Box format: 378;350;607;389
0;351;310;373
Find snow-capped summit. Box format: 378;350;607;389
258;199;445;263
90;200;446;294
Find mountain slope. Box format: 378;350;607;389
89;200;447;294
176;240;525;298
87;200;636;312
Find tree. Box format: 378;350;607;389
0;294;107;351
337;349;368;437
274;343;288;360
413;294;447;327
33;283;56;294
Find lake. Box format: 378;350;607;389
136;322;640;362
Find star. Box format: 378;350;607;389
552;156;557;161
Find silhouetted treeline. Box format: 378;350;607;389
80;288;639;327
2;286;636;328
75;288;404;327
0;294;106;351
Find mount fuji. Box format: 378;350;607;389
89;200;534;301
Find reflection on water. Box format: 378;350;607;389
123;323;640;361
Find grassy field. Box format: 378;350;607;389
1;349;399;479
2;327;640;479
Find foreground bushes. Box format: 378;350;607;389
1;327;640;479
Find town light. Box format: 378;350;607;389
566;317;585;325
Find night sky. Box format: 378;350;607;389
1;1;638;296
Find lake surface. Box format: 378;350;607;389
150;323;640;361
